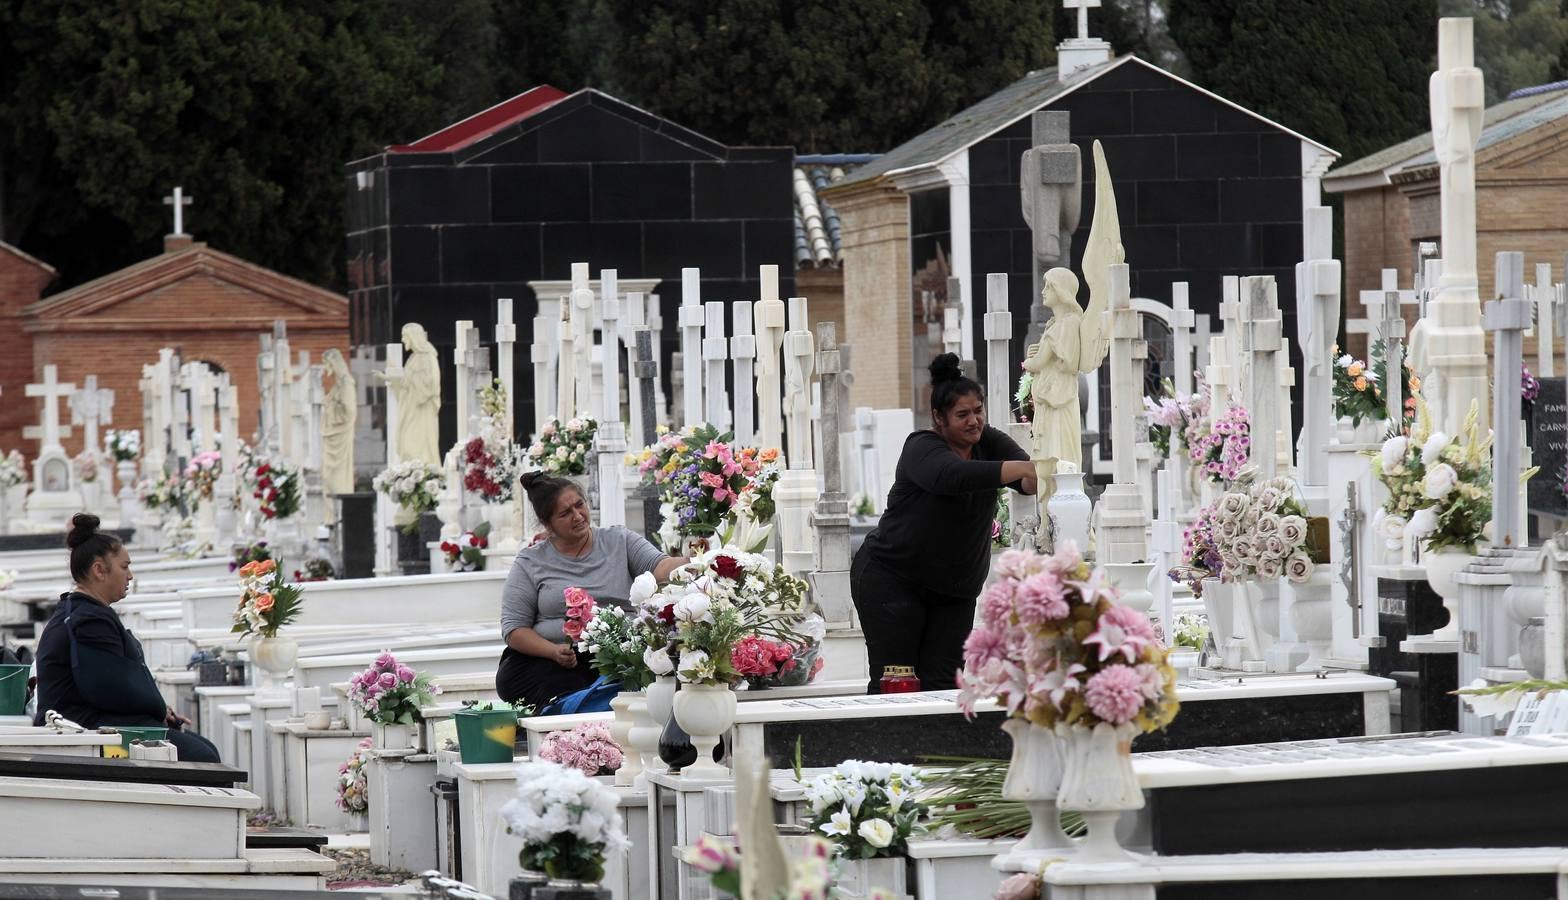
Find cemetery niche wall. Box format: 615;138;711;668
345;86;797;448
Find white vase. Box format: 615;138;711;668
1417;546;1472;641
1199;578;1231;665
1333;416;1356;444
993;719;1071;872
625;691;663;785
835;856;907;898
609;692;642;787
374;721;415;750
1287;569;1334;671
1055;722;1143;863
250;636;298;687
671;682;736;778
1044;469;1093;555
1355;418;1385;444
643;674;677;776
115;460;138;494
1104;562;1155;618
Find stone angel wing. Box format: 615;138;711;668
1076;139;1122;374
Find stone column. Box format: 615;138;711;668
1097;263;1153;613
571;263;595;417
679;268;704;427
703;301;729;428
1535;263;1555;378
216;376;239;545
634;331;662;540
556;296;576;424
983;273;1013;428
497;298;516;436
1486;252;1530;550
730;301;756;445
777;297;819;572
1295;206;1340;487
809;321;854;626
755;265;787;451
598;272;627;529
375;343;403;577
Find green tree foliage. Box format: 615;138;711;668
1439;0;1568;102
1166;0;1435;162
0;0;486;290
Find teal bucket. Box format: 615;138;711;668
104;725;168;758
0;664;27;716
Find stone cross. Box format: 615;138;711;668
258;335;276;451
1218;275;1242;406
496;297;517;434
531;299;557;435
679;268;705;427
703;301;729;427
1194;312;1212;377
162;186;193;235
1020;110;1082;343
731;301;756;445
290;350;314;464
216;375;239;541
69;375;114;471
634;330;662;533
1535;263;1555;378
1425;17;1490;435
1095;263;1151;570
25;365;75;457
984;273;1013;426
1170;282;1196;396
598;270;627;529
855;406;881;513
624;292;648;449
1377;286;1410;425
943;276;966;363
649;293;669;425
1278;336;1297;473
1064;0;1101;40
453;320;475;439
1485;251;1531;549
375;342;403;577
1295;206;1340;486
270;321;292;457
169;360;192;467
783;297;815;469
556;297;576;424
755;265;787;450
1242;275;1284;480
809;321;854;625
570;264;595;417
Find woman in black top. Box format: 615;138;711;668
851;354;1036;694
32;513;220;762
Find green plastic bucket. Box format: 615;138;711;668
453;707;517;764
0;664;27;716
104;726;168;758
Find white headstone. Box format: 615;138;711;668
679;268;705;426
755;266;787;450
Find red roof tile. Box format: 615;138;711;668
389;85;570;154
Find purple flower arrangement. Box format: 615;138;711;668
1193;404;1251;485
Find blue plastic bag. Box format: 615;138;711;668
540;675;620;716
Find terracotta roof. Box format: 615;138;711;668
389;85;569;153
793;155;876;268
27;241;347;320
1324;87;1568;186
828;55;1335;195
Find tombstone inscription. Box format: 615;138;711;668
1527;376;1567;517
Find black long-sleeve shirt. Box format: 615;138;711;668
32;591;165;728
859;426;1029;601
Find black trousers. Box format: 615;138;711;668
167;728;221;763
850;547;976;695
496;648;596;710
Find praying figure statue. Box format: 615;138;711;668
320;348;357;496
385;323;441;466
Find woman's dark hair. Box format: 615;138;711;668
67;513;123;582
929;352;984;417
520;471;586;525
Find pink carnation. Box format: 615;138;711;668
1084;665;1146;724
980;579;1015;629
1014;570;1068;625
962;625;1006;671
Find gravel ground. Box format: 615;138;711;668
324;847;415;888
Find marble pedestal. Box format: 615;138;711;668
368;749;438;872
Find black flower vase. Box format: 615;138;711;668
658;712;725;771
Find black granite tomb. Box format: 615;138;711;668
1527;376;1567;518
0;751;246;788
336;491;376;578
1373;576;1458;731
1159;875;1557;900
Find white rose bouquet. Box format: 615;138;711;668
1209;475;1323;585
372;460;446;519
803;760;927;859
500;760;629;882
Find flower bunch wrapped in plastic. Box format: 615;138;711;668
562;586;595;642
632;424;781;553
105;429;140;463
336;737;374;814
538;721;624;776
230;557;303;639
244;456;300;519
372;460;446;515
577;603;655;690
1369;400;1525;555
500;760;630;882
957;543;1179;733
732;633;826;688
1194;403;1250;485
640;546;816;685
440;521;490;572
1212;475;1321;584
803;760;927;859
347;651;439;726
528;415;598;476
183;450;221;499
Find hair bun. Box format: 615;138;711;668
66;512;101;549
520;470;544;492
928;352;963;385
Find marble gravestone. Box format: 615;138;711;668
1019;110;1082;344
23;364;83;522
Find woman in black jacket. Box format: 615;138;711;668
851;354;1037;694
32;513;220;762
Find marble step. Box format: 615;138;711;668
1040;847;1568;900
1132;732;1568;856
0;775;257;859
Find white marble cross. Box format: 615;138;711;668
783;297;815;469
984;273;1013;426
1170;282;1196;396
1063;0;1101;40
755;265;787;450
597;271;627;529
69;375;114;463
1295;206;1340;486
624;292;648;448
703;301;729;427
454;320;476;438
1242;276;1284;480
555;297;576;424
570;263;595;417
679;268;705;427
496;297;516;433
731;301;756;445
162;186;193;235
1218;275;1242;406
1376;286;1410;425
1486;251;1531;549
1535;263;1555;378
25;365;75;455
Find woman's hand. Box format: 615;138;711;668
554;644;578;669
1000;460;1036;486
165;707;192;730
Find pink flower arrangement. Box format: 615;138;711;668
731;635;796;677
563;586;596;641
347;651;439;726
957;544;1179;732
538;721;624;775
1194;404;1251;485
336;736;374;814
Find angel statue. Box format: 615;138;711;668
1023;139;1121;493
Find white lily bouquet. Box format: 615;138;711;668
803;760;927;859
